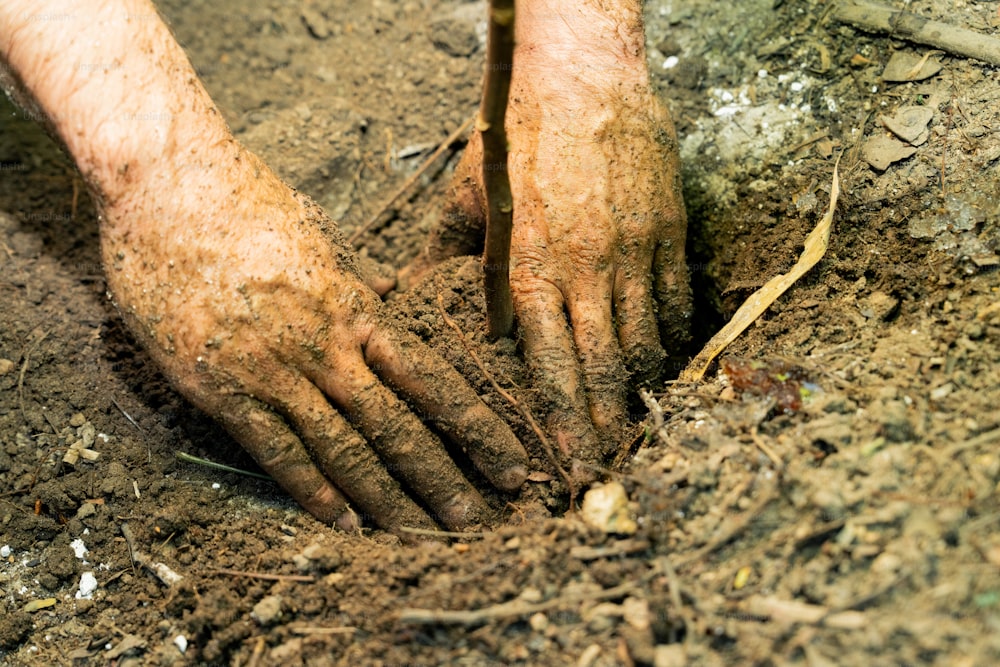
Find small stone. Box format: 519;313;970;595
880;106;934;145
529;612;549;632
519;587;543;603
0;358;14;376
622;597;651;631
75;572;98;599
294;103;312;122
76;503;97;520
581;482;637;535
300;7;332;39
78;423;96;448
871;551;902;574
863;134;917;171
654;644;688;667
811;488;846;520
585;602;620;632
251;595;283;625
930;383;953;400
859;291;899;321
429;17;479;57
69;413;87;427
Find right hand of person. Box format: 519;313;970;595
0;0;530;536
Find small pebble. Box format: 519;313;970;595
0;545;11;558
581;482;637;535
251;595;283;625
173;635;188;654
75;572;98;599
0;358;15;376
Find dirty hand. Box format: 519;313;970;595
0;0;528;534
404;0;692;472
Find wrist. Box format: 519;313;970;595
514;0;649;97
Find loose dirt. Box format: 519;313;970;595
2;0;999;665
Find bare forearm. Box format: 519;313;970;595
514;0;648;89
0;0;231;208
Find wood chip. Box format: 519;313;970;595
882;51;942;82
880;106;934;145
863;134;918;171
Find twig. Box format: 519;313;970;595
569;539;651;561
832;0;1000;66
120;522;183;587
399;579;638;626
944;425;1000;458
349;114;475;246
436;292;576;504
479;0;515;339
743;595;867;629
110;397;144;432
174;451;273;481
208;569;315;583
17;329;48;423
288;625;357;635
397;526;485;540
750;425;785;470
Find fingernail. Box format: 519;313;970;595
335;509;360;532
439;493;486;529
495;464;528;492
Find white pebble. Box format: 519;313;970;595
662;56;679;69
757;69;768;78
790;81;804;92
173;635;188;654
0;545;11;558
76;572;98;599
70;538;88;560
211;483;221;490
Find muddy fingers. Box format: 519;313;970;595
206;393;359;530
564;286;628;439
653;240;693;353
511;275;604;474
363;325;529;492
613;267;668;386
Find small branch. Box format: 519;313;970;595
349;114;475;246
437;292;576;504
832;0;1000;66
110;397;144;433
174;450;273;481
397;526;485;540
479;0;516;339
17;329;48;423
399;580;638;626
120;523;183;587
208;568;315;583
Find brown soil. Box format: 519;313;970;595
3;0;1000;665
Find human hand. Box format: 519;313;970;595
99;145;529;534
0;0;529;535
402;1;691;475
